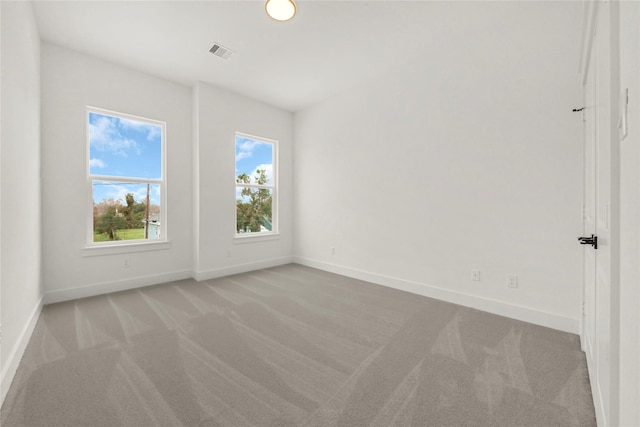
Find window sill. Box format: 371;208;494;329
233;233;280;244
83;240;171;257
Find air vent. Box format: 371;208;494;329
209;43;235;60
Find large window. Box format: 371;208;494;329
235;133;277;237
87;107;165;245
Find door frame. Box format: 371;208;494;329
579;1;622;426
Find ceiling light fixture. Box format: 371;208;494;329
265;0;297;22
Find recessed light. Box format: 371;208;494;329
265;0;297;22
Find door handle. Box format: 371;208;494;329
578;234;598;249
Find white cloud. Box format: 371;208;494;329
89;158;106;168
250;164;273;184
236;164;273;185
236;151;251;161
238;140;258;151
236;140;269;162
102;183;160;206
119;117;161;141
90;115;139;157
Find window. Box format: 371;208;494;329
87;107;165;245
235;133;277;237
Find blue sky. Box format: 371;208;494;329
89;112;162;205
92;181;161;207
235;135;273;184
235;135;274;203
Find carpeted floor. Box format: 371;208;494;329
1;264;596;426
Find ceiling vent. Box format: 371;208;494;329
209;43;235;60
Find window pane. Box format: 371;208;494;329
235;135;273;186
89;112;162;179
92;181;161;242
236;187;273;234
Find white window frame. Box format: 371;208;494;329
234;132;278;242
84;106;168;254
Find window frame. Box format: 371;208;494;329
234;132;278;241
85;106;167;251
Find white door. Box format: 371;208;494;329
581;2;613;425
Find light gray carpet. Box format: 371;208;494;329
1;264;595;426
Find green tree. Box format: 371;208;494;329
132;201;146;224
95;211;126;240
123;193;136;228
93;204;99;231
236;169;272;233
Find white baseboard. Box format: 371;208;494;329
194;256;293;282
1;296;43;406
44;270;193;304
44;256;295;303
294;257;579;335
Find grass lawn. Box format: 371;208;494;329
94;228;146;242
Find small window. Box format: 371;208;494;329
87;108;165;245
235;133;277;237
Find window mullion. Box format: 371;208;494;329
91;175;161;184
235;183;274;190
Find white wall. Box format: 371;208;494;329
617;1;640;424
193;82;293;280
0;1;43;401
41;44;193;303
293;1;583;333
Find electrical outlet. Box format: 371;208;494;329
331;247;336;255
507;275;518;288
123;257;131;269
471;270;481;281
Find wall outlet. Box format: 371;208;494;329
471;270;481;281
507;274;518;288
330;247;336;255
123;257;131;269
